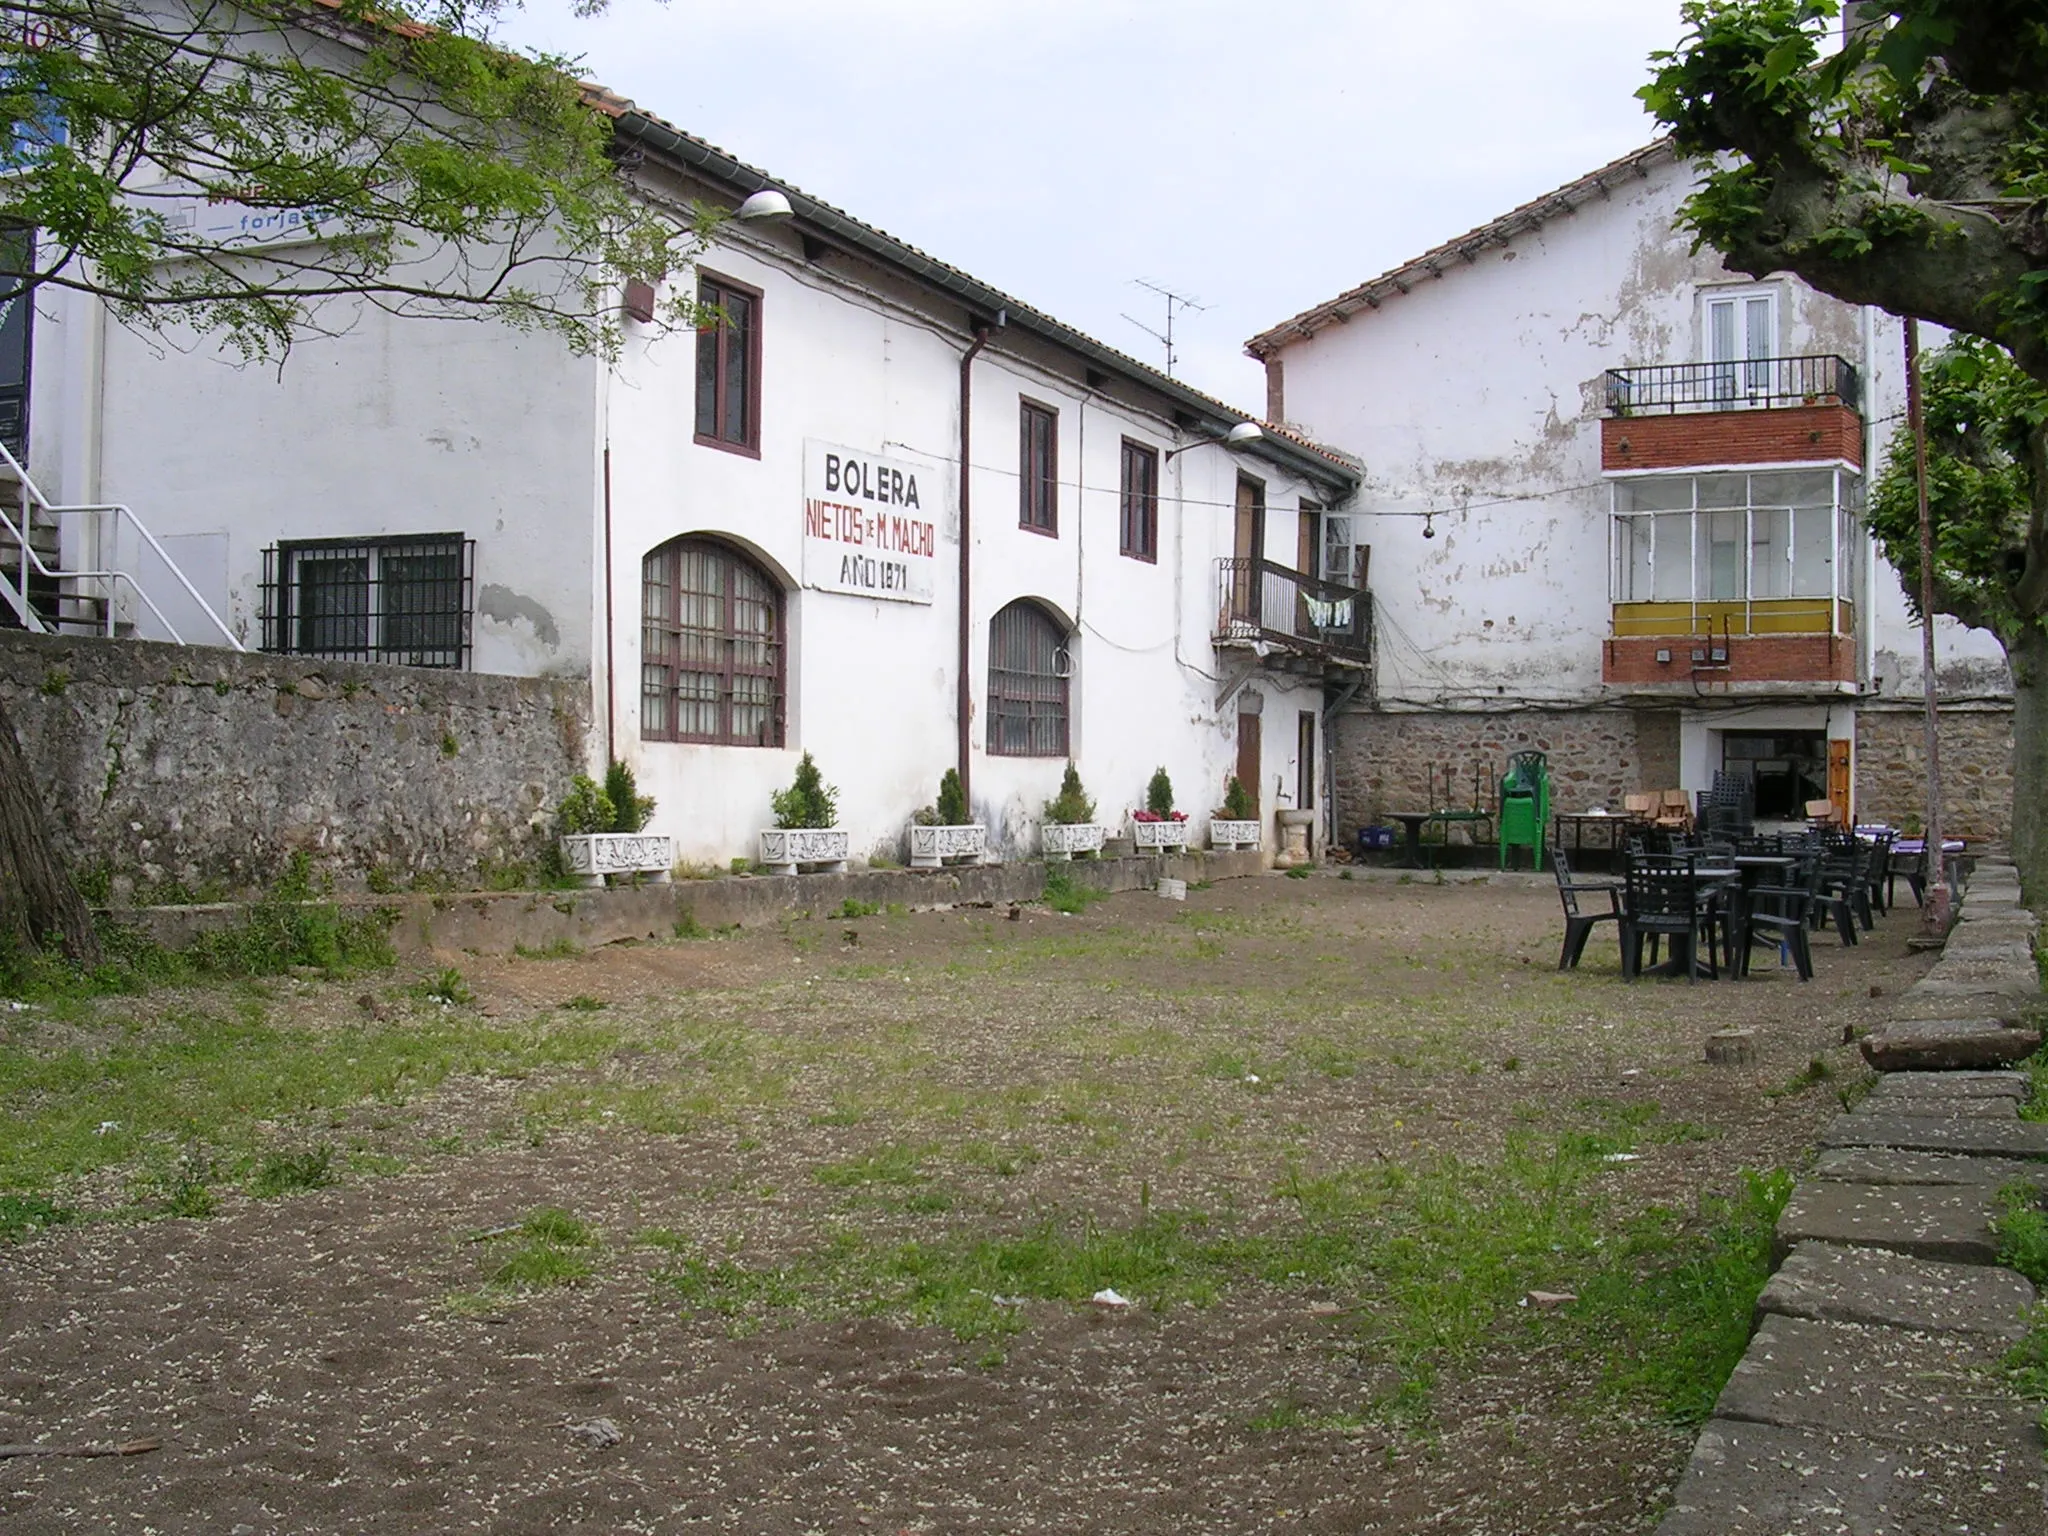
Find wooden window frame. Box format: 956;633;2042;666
694;271;763;459
987;599;1070;758
1119;438;1159;563
641;536;786;747
1019;398;1059;536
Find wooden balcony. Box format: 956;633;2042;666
1214;558;1372;672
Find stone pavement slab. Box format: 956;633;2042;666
1868;1071;2029;1101
1772;1181;2002;1265
1714;1315;2035;1443
1811;1147;2048;1190
1860;1018;2043;1070
1822;1113;2048;1159
1656;1417;2046;1535
1852;1092;2017;1117
1756;1241;2037;1341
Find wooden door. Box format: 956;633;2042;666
1297;711;1316;819
1231;476;1265;622
1236;712;1261;815
1297;508;1318;578
1827;738;1852;824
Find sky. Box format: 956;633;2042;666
502;0;1689;410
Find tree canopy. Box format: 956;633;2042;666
0;0;704;361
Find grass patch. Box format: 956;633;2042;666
0;1193;77;1243
409;967;474;1006
1993;1181;2048;1285
1041;869;1106;915
2018;1047;2048;1124
249;1145;335;1198
469;1207;598;1298
814;1143;927;1188
835;898;881;920
513;939;581;960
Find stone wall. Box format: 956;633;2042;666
1332;706;1681;839
0;632;589;897
1854;704;2013;843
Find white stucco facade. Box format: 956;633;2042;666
11;127;1357;869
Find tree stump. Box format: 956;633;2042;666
1705;1029;1756;1067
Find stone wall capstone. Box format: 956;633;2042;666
1854;704;2013;843
1332;706;1682;840
0;632;590;896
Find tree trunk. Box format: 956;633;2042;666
0;692;100;966
2009;625;2048;912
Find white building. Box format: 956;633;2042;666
1245;142;2014;841
6;100;1367;869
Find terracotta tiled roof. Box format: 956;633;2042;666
1243;141;1679;360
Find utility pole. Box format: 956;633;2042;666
1904;318;1951;934
1121;279;1207;377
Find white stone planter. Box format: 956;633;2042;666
1129;818;1190;852
1274;807;1315;868
1040;822;1106;861
909;823;989;869
759;828;850;875
558;833;675;888
1209;819;1261;852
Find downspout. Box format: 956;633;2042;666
1321;672;1364;855
602;442;617;764
957;320;994;806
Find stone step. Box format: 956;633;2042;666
1714;1315;2035;1443
1860;1018;2042;1071
1812;1147;2048;1190
1756;1241;2037;1341
1772;1180;2004;1265
1867;1070;2028;1101
1656;1417;2044;1535
1821;1112;2048;1160
1852;1092;2016;1118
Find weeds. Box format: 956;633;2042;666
410;968;474;1006
452;1208;599;1306
1993;1181;2048;1285
836;898;882;920
0;1193;76;1243
1041;869;1106;915
512;939;581;960
249;1145;335;1198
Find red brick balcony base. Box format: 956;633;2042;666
1602;404;1863;472
1604;633;1857;687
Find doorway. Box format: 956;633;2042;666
0;227;33;455
1236;709;1261;816
1718;730;1826;820
1230;474;1265;623
1297;711;1316;823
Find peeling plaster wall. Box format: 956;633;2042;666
1271;153;2011;711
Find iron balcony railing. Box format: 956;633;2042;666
1214;557;1372;667
1604;354;1861;416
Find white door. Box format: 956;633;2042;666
1706;290;1777;400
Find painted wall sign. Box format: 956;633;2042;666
802;439;940;604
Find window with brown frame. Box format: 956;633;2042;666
1019;399;1057;535
694;273;761;455
987;599;1069;757
1119;439;1159;561
641;537;784;746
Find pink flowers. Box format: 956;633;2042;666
1131;810;1188;823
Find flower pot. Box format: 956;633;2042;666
1208;818;1261;852
1040;822;1106;861
558;832;675;888
909;823;989;869
759;828;850;875
1273;808;1315;868
1129;818;1190;852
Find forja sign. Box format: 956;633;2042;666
803;440;940;605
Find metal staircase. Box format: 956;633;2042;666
0;444;241;649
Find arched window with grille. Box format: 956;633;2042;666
641;537;785;746
987;599;1069;757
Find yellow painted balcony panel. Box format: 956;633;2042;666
1610;598;1852;638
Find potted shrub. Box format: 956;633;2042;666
1040;762;1104;860
909;768;989;868
1130;765;1190;852
558;762;673;886
1209;773;1261;851
760;752;850;874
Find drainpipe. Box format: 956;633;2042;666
602;442;616;764
957;319;995;805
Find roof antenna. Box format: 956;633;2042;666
1122;278;1208;377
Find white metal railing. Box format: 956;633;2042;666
0;441;242;649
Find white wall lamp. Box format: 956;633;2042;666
736;188;794;222
1163;421;1264;462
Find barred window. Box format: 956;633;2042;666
261;534;472;668
987;599;1069;758
642;536;784;746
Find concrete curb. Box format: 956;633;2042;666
1656;861;2047;1533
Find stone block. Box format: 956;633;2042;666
1860;1018;2042;1070
1821;1112;2048;1160
1810;1148;2048;1187
1757;1242;2036;1340
1868;1070;2029;1101
1654;1418;2040;1536
1714;1315;2034;1442
1772;1181;2003;1265
1852;1091;2016;1118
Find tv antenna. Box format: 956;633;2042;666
1122;278;1208;376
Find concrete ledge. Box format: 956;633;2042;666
108;851;1268;958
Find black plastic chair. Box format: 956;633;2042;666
1551;843;1621;971
1887;842;1926;910
1862;830;1895;916
1621;855;1726;983
1737;851;1817;981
